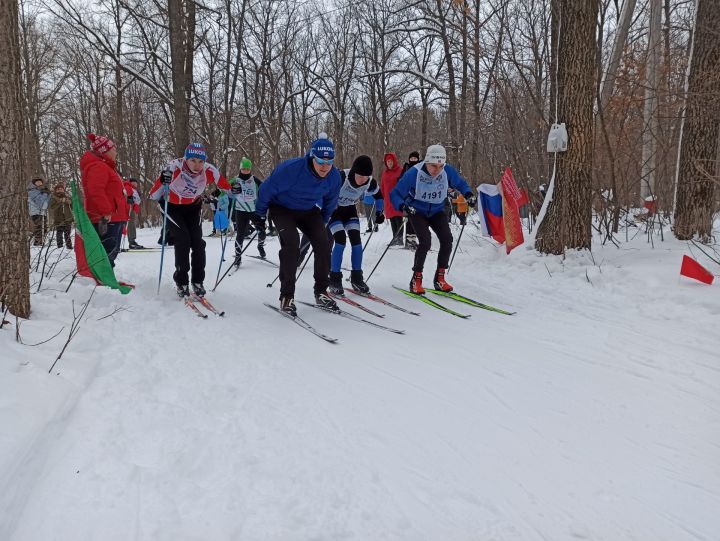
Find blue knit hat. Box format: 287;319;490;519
184;142;207;161
309;132;335;160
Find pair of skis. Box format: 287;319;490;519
264;294;406;344
392;286;516;318
183;294;225;318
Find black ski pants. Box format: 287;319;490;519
234;210;266;255
409;211;454;272
270;205;331;299
167;200;205;286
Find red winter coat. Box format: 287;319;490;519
380;152;403;219
80;150;129;223
123;180;140;214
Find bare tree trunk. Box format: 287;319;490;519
641;0;662;201
599;0;636;112
168;0;195;155
536;0;598;255
673;0;720;241
0;0;30;318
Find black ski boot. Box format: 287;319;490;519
258;244;266;258
329;271;344;295
233;254;242;268
280;296;297;317
176;284;190;298
350;270;370;294
192;282;206;297
315;292;340;312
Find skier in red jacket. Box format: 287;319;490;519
149;143;231;297
79;133;128;266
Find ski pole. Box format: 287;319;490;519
295;247;314;282
447;221;467;274
366;217;406;283
266;237;310;288
212;230;258;291
156;186;170;295
361;201;376;253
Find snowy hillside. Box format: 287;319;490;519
1;220;719;541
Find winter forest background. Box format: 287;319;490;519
1;0;719;317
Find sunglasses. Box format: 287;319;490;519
312;155;334;165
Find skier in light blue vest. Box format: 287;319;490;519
327;155;384;295
229;157;265;267
390;144;476;294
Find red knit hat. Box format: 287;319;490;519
87;133;115;154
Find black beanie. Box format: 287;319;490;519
409;151;420;161
351;155;373;176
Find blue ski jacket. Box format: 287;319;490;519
390;163;472;217
256;157;342;223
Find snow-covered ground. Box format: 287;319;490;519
1;218;719;541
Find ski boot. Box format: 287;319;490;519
176;283;190;298
280;296;297;317
409;271;425;294
350;270;370;294
129;242;145;249
258;244;266;259
329;271;344;295
433;268;453;292
233;254;242;268
315;291;340;312
405;234;418;251
192;282;206;297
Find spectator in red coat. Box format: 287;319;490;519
80;133;128;266
380;152;404;245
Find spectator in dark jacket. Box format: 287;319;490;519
49;182;74;249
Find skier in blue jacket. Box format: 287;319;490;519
390;144;476;294
256;133;342;316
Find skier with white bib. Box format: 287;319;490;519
390;144;475;294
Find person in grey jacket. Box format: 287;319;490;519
28;177;51;246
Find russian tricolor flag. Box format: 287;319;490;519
478;184;506;244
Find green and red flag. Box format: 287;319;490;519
70;180;133;294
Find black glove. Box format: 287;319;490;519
97;217;109;236
160;170;172;185
400;204;416;216
256;217;266;230
41;187;51;194
126;196;134;204
465;192;477;206
231;183;242;194
375;211;385;224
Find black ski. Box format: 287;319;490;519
263;302;338;343
297;301;405;335
247;255;279;267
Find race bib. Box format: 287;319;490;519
174;170;203;198
414;166;448;203
239;179;256;202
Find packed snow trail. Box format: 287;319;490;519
1;222;719;540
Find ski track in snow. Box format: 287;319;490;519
1;221;719;541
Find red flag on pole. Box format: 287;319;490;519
680;255;714;285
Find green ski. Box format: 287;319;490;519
427;289;516;315
392;286;470;319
